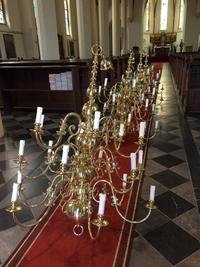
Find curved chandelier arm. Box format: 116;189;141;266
33;112;81;150
18;174;62;208
87;215;101;240
113;139;140;158
114;201;152;224
19;163;52;181
12;204;53;228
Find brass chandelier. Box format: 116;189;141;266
7;45;160;239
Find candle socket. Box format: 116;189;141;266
14;155;26;165
6;202;22;213
145;200;157;209
131;170;138;181
59;164;67;174
91;215;109;227
138;164;145;173
138;137;144;147
31;123;44;134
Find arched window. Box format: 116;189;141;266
160;0;169;30
178;0;184;29
0;0;6;24
64;0;72;37
145;0;150;31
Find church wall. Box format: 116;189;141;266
18;0;40;59
184;0;200;51
0;0;25;59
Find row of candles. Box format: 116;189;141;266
11;119;157;218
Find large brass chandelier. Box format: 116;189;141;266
7;45;160;239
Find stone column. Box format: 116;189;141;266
76;0;92;59
98;0;109;56
33;0;60;60
112;0;121;56
121;0;127;54
91;0;99;46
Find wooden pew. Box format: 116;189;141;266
0;60;90;114
169;52;200;114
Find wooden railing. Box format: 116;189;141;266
0;56;131;114
169;52;200;114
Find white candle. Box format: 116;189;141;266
61;145;69;164
112;93;116;103
11;183;19;202
75;208;79;220
119;123;124;137
156;72;160;80
127;113;132;123
149;185;156;201
141;93;144;101
152;87;156;96
17;170;22;184
145;99;149;108
147;68;150;75
130;153;136;170
122;173;128;188
48;140;53;153
138;150;143;164
98;85;102;94
98;149;103;159
35;107;43;124
151;65;154;71
132;78;136;88
40;114;45;127
104;78;108;88
139;121;145;137
18;140;25;156
98;193;106;216
155;120;159;129
152;103;155;112
93;111;101;130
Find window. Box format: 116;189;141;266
0;0;6;24
64;0;72;37
145;0;150;31
160;0;169;30
178;0;184;29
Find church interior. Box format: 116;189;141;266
0;0;200;266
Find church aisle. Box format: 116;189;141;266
128;63;200;267
0;63;200;266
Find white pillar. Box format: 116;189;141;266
112;0;121;56
55;0;68;58
70;0;79;57
76;0;92;59
91;0;99;46
98;0;109;56
18;0;40;59
33;0;60;60
127;0;144;50
121;0;127;54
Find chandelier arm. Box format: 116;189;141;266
109;173;153;224
12;204;54;228
87;215;101;240
18;189;49;208
18;174;64;208
20;163;51;181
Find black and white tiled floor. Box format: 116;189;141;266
129;63;200;266
0;63;200;266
